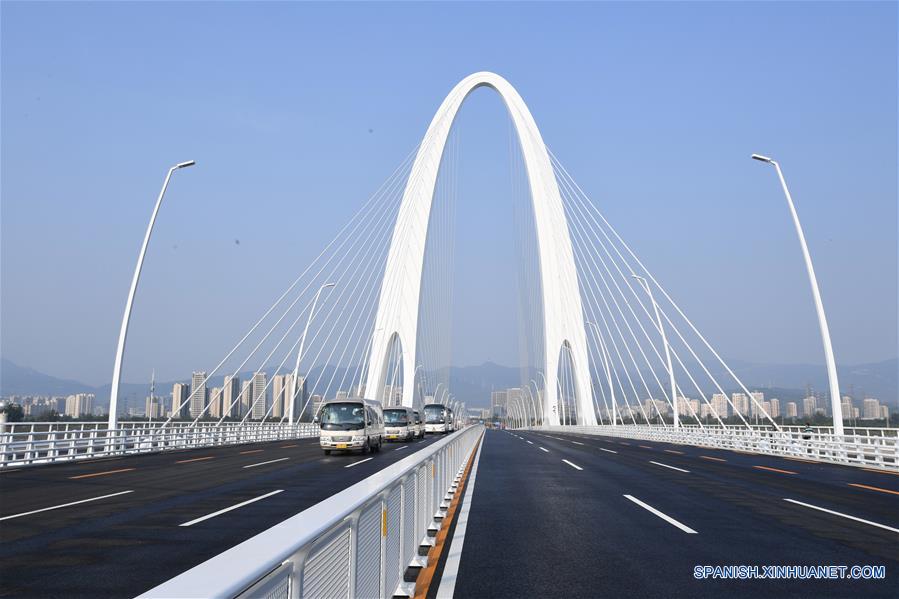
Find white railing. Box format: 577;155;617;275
532;425;899;471
0;421;319;469
673;423;898;438
142;425;484;599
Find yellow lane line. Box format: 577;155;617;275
664;449;684;455
848;483;899;496
239;449;264;455
69;468;136;480
700;455;726;462
176;456;215;464
753;465;797;475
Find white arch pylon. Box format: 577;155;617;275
365;71;596;426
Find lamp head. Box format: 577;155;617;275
751;154;773;163
176;160;196;169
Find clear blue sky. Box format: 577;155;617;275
2;1;896;386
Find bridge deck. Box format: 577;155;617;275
0;435;442;597
444;429;898;598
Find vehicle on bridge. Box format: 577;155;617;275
317;398;384;455
424;403;455;434
383;406;421;441
412;409;425;438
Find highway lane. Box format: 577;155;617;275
0;434;444;598
449;429;898;598
534;430;899;538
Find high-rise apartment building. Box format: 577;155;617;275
145;395;165;419
710;393;729;419
240;380;253;417
189;372;208;418
272;375;288;419
64;393;94;417
731;393;749;417
785;402;798;418
802;396;817;418
768;398;781;419
171;383;189;418
862;398;881;420
749;392;765;416
221;375;240;419
251;372;268;420
208;387;222;419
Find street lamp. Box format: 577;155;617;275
586;322;617;427
289;283;336;424
537;371;557;426
529;379;543;426
630;276;678;429
108;160;195;431
413;364;425;410
752;154;843;435
524;387;537;428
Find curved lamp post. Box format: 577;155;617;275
752;154;843;435
586;322;617;427
108;160;195;431
530;379;543;426
289;282;335;424
630;276;678;429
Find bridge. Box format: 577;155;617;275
1;72;896;598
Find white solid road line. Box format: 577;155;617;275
562;459;583;471
0;490;134;522
783;498;899;534
345;457;374;468
243;457;290;469
650;461;690;473
624;494;698;534
539;447;550;453
436;436;484;598
600;448;618;454
179;490;284;527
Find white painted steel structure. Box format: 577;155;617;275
751;154;844;435
366;72;595;426
0;421;318;469
142;425;484;599
108;161;195;430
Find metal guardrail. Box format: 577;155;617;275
142;425;484;599
0;421;319;469
674;423;898;438
533;425;899;471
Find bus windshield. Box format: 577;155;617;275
424;405;445;424
384;409;409;425
319;403;365;430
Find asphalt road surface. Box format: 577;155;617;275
448;429;898;598
0;434;443;598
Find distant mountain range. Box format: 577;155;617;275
1;357;896;410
